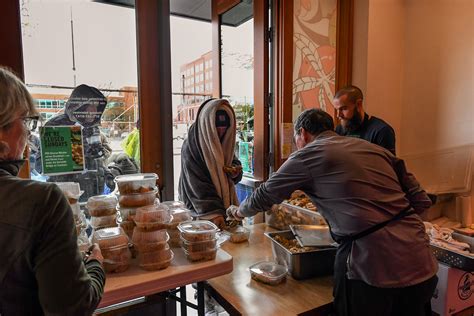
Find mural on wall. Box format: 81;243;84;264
293;0;337;121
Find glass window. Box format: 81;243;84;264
20;0;140;201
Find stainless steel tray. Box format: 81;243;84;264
430;232;474;271
290;224;337;247
265;230;337;280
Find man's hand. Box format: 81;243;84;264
226;205;244;222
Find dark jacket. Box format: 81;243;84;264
0;160;105;315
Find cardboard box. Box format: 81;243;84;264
431;263;474;315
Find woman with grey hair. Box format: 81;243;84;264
0;67;106;315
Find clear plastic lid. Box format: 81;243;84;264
134;204;171;223
223;225;250;243
115;173;158;194
117;189;159;208
132;227;169;244
92;227;129;249
90;214;117;229
178;220;218;234
170;208;193;223
249;261;288;285
161;201;186;210
87;194;118;211
56;182;83;203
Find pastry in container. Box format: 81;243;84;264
138;246;174;270
115;173;158;195
223;225;250;243
167;229;181;247
166;208;193;229
86;195;118;217
117;188;159;208
134;205;173;231
183;247;217;262
92;227;131;273
178;220;218;242
249;261;288;285
90;214;117;230
117;205;141;222
132;227;169;252
180;237;217;252
118;220;135;239
161;200;186;210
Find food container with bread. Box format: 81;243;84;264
249;261;288;285
117;188;159;208
134;204;172;231
222;225;250;243
92;227;132;273
132;227;169;252
86;194;118;217
166;208;193;247
183;247;217;262
180;237;217;252
265;230;336;280
138;246;174;271
114;173;158;195
90;213;117;230
178;220;218;242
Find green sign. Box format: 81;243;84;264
40;126;85;175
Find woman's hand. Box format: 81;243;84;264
84;243;104;264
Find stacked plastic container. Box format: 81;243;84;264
115;173;159;238
178;221;219;262
92;227;132;273
56;182;89;251
132;204;174;270
87;195;118;231
161;201;193;247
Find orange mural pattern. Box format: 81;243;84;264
293;0;337;120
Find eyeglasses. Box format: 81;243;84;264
21;116;40;132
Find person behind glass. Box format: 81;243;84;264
333;85;397;155
0;67;105;315
179;98;243;229
228;108;437;316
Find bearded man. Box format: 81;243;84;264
333;85;396;155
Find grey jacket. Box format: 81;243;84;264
0;160;105;315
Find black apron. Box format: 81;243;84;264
330;205;415;316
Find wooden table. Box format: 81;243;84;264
98;247;233;314
206;224;334;316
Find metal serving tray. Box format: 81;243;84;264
290;225;337;247
265;230;337;280
430;232;474;271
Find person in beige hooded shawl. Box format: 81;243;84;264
179;99;243;228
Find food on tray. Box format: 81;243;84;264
183;248;217;262
115;173;158;194
273;234;318;253
181;238;217;252
287;191;317;211
118;188;158;207
425;222;474;256
178;220;218;242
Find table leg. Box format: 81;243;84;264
180;286;187;316
196;282;205;316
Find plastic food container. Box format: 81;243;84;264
118;188;158;207
183;247;217;262
167;229;181;247
135;204;171;222
249;261;288;285
92;227;131;273
115;173;158;194
180;237;217;252
118;220;135;239
56;182;83;205
139;252;174;271
178;220;218;242
132;227;168;244
223;225;250;243
90;214;117;229
86;195;118;216
166;208;193;229
117;205;141;221
161;200;186;210
138;246;173;264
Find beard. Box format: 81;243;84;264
342;109;363;133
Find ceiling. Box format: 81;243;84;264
93;0;253;27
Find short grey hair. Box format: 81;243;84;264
0;67;38;130
294;108;334;136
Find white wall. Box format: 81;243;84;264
352;0;474;156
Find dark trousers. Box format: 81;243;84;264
334;275;438;316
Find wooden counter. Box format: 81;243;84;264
207;224;334;315
99;248;233;308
